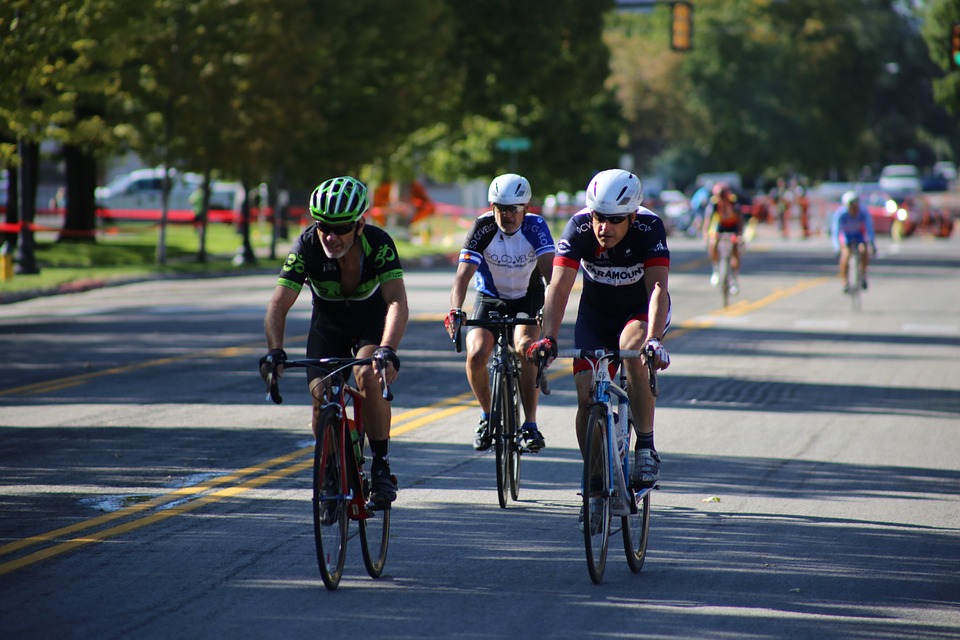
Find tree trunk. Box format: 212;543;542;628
59;144;97;243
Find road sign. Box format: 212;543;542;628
495;137;531;152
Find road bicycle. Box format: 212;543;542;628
265;354;392;591
716;231;738;307
451;310;541;509
537;346;660;584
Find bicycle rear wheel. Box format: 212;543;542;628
583;404;611;584
492;367;510;509
313;406;348;590
622;417;651;573
718;251;731;307
358;448;391;578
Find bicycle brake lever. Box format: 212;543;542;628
266;370;283;404
536;360;551;395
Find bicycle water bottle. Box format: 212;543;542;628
348;418;362;462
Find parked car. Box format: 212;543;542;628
878;164;922;196
861;189;953;238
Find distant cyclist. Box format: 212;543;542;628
445;173;555;453
830;190;876;292
702;182;744;294
259;176;409;506
528;169;671;527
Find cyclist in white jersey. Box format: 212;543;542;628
445;174;555;452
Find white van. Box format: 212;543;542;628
96;168;202;210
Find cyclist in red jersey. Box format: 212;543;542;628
703;182;744;294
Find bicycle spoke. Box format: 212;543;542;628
313;407;348;590
583;405;611;584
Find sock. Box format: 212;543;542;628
522;421;537;431
636;432;655;452
370;438;389;465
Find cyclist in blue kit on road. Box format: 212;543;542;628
445;173;555;452
260;176;409;506
530;169;671;502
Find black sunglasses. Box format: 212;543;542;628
592;211;629;225
494;204;524;215
317;221;357;236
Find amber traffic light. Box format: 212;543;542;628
670;1;693;52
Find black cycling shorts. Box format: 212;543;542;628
471;291;544;322
306;309;385;384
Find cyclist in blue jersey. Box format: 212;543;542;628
445;173;556;452
260;176;409;506
529;169;671;520
830;191;877;292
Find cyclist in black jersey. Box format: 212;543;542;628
530;169;671;501
260;176;409;505
445;173;555;452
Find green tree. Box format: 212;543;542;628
922;0;960;129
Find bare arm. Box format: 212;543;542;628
536;252;555;284
644;265;671;367
540;264;577;340
449;261;478;310
264;284;300;351
379;277;409;351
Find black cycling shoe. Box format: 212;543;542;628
521;425;545;452
474;417;492;451
369;462;397;506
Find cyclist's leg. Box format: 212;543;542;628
465;328;495;414
839;243;851;288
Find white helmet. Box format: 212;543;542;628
488;173;531;206
841;190;859;206
585;169;643;215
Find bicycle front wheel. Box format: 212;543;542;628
359;457;391;578
848;252;862;311
313;406;348;590
583;404;611;584
491;367;510;509
622;419;651;573
718;253;731;307
508;371;521;502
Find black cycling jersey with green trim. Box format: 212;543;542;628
277;224;404;315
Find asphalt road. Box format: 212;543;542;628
1;225;958;639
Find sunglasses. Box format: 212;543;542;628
317;221;357;236
592;211;629;225
494;204;524;215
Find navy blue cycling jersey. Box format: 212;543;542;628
555;207;670;315
458;211;555;300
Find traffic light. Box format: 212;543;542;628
670;1;693;52
951;23;960;70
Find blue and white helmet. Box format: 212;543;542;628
585;169;643;216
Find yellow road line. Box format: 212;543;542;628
0;458;312;577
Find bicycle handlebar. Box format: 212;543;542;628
265;355;394;405
534;347;659;397
451;313;539;353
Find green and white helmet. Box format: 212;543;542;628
309;176;369;224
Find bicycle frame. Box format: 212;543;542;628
716;232;736;307
563;349;639;512
265;355;392;589
548;347;656;583
453;310;540;508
